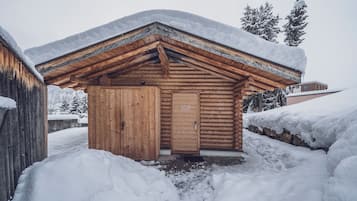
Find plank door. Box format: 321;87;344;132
88;87;121;155
120;87;160;160
120;88;143;159
171;93;200;154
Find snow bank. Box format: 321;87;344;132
245;88;357;200
0;96;16;109
245;88;357;149
25;10;306;72
324;156;357;201
212;131;328;201
13;149;179;201
48;114;79;120
0;26;43;81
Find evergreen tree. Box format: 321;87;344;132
59;99;70;113
241;2;280;42
69;95;80;114
78;95;88;114
283;0;308;46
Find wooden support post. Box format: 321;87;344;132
157;44;169;78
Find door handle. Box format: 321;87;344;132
193;121;198;130
121;121;125;130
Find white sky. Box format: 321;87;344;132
1;0;356;89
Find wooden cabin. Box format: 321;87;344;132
25;10;304;160
0;27;47;201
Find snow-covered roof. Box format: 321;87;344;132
0;96;16;109
287;88;342;97
0;26;43;81
25;10;306;73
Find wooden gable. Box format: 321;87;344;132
34;23;301;94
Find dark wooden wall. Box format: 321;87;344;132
110;61;239;150
0;71;47;200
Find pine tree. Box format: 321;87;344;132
69;95;80;114
78;95;88;114
241;2;280;42
283;0;308;46
60;99;70;113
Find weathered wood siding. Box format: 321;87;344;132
111;62;237;150
0;45;47;201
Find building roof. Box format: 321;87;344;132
25;10;306;73
0;26;43;81
287;89;342;97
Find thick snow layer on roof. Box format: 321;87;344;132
25;10;306;72
0;96;16;109
0;26;43;81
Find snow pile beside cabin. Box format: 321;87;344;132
0;96;16;109
212;131;328;201
245;88;357;200
0;26;43;81
245;88;357;149
25;10;306;72
13;149;179;201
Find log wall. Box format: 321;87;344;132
111;62;238;150
0;45;47;201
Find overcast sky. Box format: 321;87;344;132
1;0;356;89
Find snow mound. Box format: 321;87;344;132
25;10;306;72
12;149;179;201
0;26;43;81
212;131;328;201
0;96;16;109
324;156;357;201
245;88;357;149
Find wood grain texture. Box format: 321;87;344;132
111;62;237;150
88;86;160;160
171;93;200;154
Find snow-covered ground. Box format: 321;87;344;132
245;87;357;201
13;127;337;201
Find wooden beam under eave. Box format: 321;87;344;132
46;41;160;85
70;75;94;85
167;50;242;81
161;41;287;89
84;52;157;80
157;44;169;78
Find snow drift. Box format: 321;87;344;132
245;88;357;200
12;149;179;201
245;88;357;149
25;10;306;72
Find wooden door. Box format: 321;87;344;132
120;88;143;159
88;87;122;154
88;86;160;160
171;93;200;154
